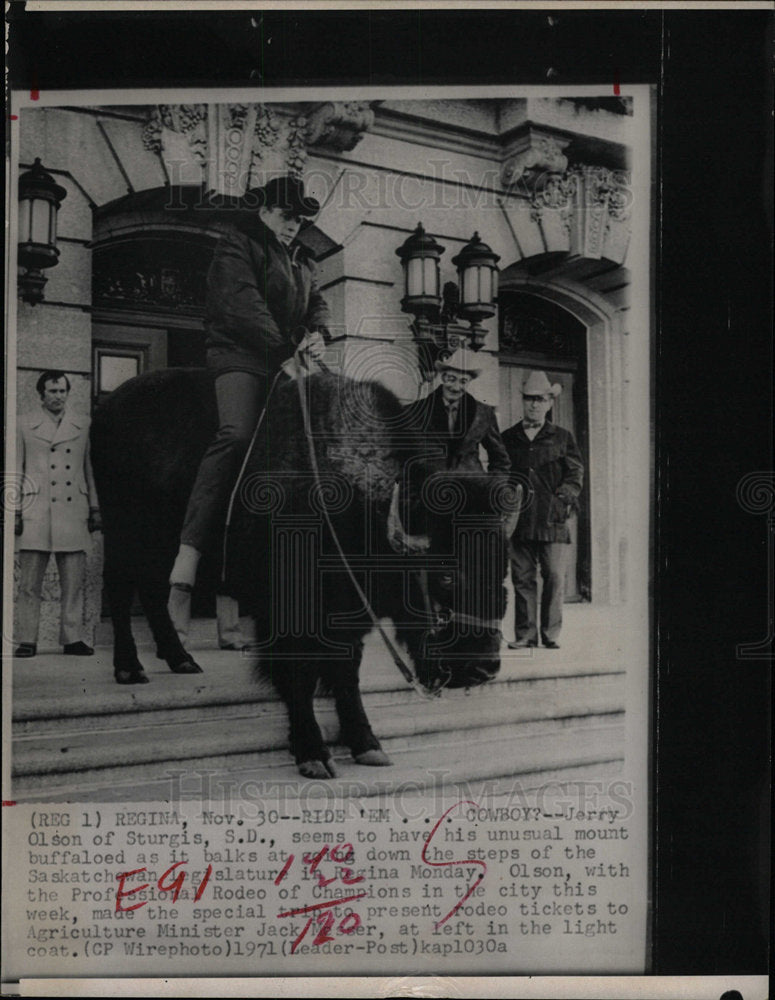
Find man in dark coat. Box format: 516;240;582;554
501;371;584;649
168;175;330;637
402;347;511;476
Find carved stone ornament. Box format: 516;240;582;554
142;103;313;196
305;102;376;152
142;104;208;158
501;135;569;188
529;172;575;229
527;165;632;263
565;166;632;260
141;104;208;184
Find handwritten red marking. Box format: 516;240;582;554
116;862;212;911
115;867;150;912
5;116;17;121
291;917;315;954
421;800;487;930
157;861;187;903
278;891;368;919
329;842;354;863
2;801;17;806
194;863;213;901
338;912;361;934
277;841;368;954
274;854;294;885
339;866;365;885
301;847;335;888
304;845;329;872
613;68;621;96
331;844;362;884
314;868;338;889
312;909;337;945
291;906;362;954
305;845;338;886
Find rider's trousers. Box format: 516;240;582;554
180;369;269;552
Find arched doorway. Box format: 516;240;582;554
90;188;226;620
91;232;214;403
498;291;591;601
497;264;629;607
90;187;226;405
89;184;339;403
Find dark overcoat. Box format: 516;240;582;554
402;386;511;475
204;216;330;375
501;420;584;543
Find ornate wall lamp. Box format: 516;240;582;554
395;224;500;376
451;232;500;347
18;158;67;305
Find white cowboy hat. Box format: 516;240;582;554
522;370;562;397
434;347;482;378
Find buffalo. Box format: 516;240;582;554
91;368;521;778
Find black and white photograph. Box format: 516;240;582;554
2;5;771;997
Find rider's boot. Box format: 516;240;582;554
167;544;201;641
216;593;249;650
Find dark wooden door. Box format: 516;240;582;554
498;293;591;601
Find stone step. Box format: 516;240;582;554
12;605;632;802
12;714;625;801
13;670;624;777
14;666;624;738
13;627;625;724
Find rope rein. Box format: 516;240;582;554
292;361;442;699
221;357;498;697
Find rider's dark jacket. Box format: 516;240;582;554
205;216;330;376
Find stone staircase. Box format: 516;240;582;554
11;606;628;802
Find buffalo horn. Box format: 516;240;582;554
387;482;430;553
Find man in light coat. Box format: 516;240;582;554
14;371;101;657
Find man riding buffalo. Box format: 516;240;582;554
91;199;523;769
167;174;331;640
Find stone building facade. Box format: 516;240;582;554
12;94;639;647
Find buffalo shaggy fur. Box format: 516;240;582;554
92;369;514;777
91;369;218;679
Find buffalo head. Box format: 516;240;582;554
390;469;522;691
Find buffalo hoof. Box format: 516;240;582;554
168;656;203;674
299;759;338;779
354;749;392;767
114;664;149;685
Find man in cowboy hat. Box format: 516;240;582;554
501;371;584;649
402;346;511;476
168;174;331;640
